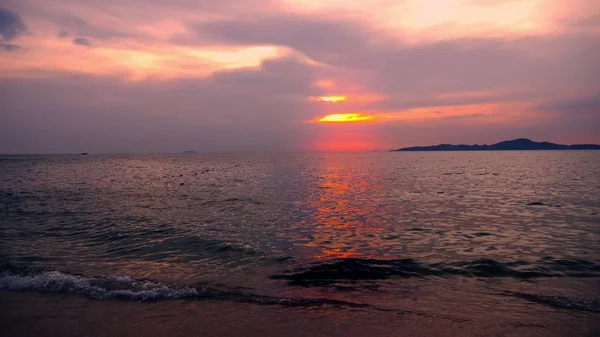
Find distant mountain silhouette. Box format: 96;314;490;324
391;138;600;151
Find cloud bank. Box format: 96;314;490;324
0;0;598;153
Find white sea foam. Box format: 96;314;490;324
0;271;199;300
0;269;370;308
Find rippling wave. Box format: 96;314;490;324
504;291;600;313
1;152;599;329
272;257;600;285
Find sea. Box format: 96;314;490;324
0;151;599;336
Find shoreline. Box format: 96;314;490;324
2;290;599;337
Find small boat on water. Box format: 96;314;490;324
80;152;88;155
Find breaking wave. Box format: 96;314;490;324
0;267;366;308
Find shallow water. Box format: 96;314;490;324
1;152;599;336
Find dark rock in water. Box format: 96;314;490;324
180;183;184;186
527;202;546;206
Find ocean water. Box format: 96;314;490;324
1;152;599;336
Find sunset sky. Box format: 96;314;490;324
1;0;599;153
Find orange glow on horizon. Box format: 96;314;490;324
316;140;379;152
309;130;383;152
318;114;374;123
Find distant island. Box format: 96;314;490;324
391;138;600;152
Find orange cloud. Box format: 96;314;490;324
379;102;540;125
434;90;501;100
283;0;556;40
317;113;375;123
306;101;540;128
0;40;296;81
350;94;385;103
308;96;347;103
314;80;336;89
307;94;383;103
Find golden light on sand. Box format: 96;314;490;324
308;96;347;103
318;113;374;123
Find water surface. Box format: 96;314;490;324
1;152;599;336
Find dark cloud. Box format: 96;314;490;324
193;13;600;112
58;30;70;38
0;56;319;153
72;37;92;46
374;110;600;149
57;12;89;30
50;11;130;41
39;1;275;44
210;56;321;97
570;14;600;28
0;43;20;51
564;14;600;38
0;7;27;41
369;36;598;101
2;51;598;154
196;14;372;65
538;95;600;114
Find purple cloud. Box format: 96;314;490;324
72;37;93;46
0;7;27;41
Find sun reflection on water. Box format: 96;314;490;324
303;157;386;260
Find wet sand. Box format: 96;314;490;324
1;291;598;337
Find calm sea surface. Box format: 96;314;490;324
1;152;599;336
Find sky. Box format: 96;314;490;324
0;0;599;153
